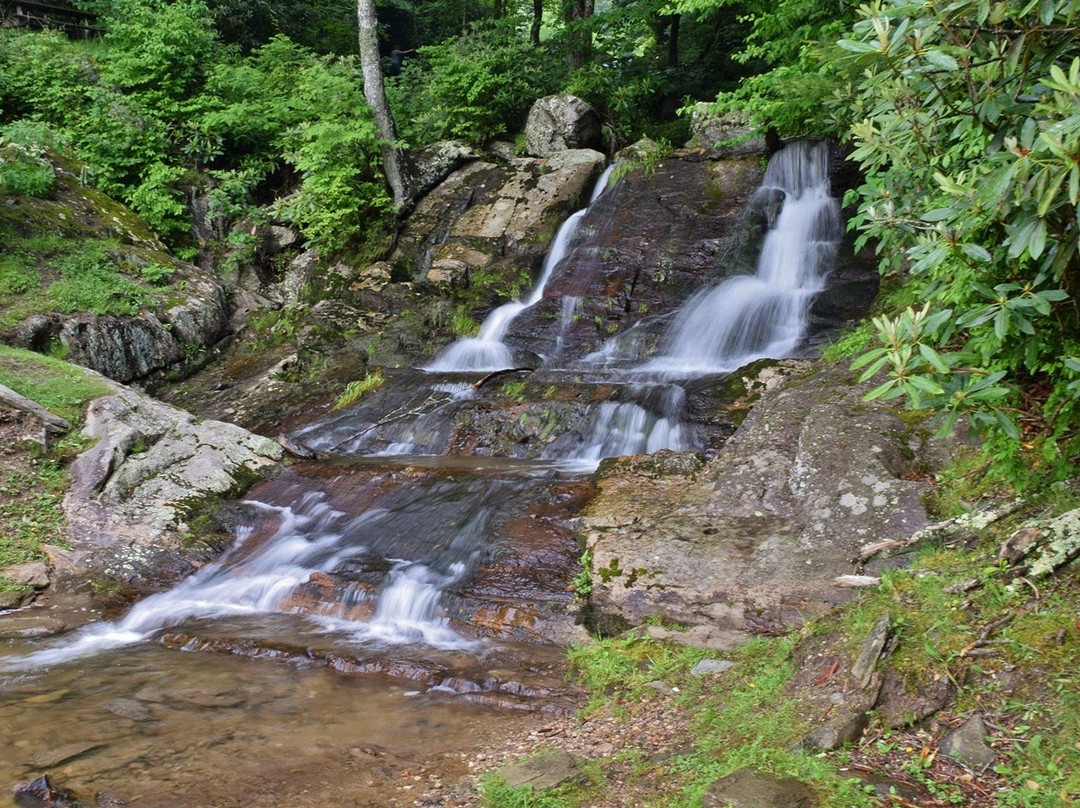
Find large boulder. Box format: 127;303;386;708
686;105;770;158
4;284;228;385
391;148;606;289
581;360;935;646
524;94;603;157
54;373;284;591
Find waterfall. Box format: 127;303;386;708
424;164;616;373
643;140;840;375
545;384;691;471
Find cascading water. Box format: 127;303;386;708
424;165;615;373
544;384;691;471
2;478;521;670
642;140;840;375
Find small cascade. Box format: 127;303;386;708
643;141;841;375
3;479;511;670
546;384;691;470
425;165;615;373
554;295;581;355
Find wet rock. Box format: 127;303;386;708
690;659;735;676
509;151;775;360
0;587;32;609
524;95;602;157
702;768;817;807
0;615;67;639
13;775;79;808
492;750;585;792
23;689;70;704
940;714;995;769
104;698;155;722
27;741;105;768
3;562;50;589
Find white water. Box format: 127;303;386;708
548;384;690;471
425;165;616;373
642;141;840;375
3;490;480;670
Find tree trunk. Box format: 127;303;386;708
565;0;593;68
667;13;679;67
357;0;406;210
531;0;542;45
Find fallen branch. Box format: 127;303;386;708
472;366;535;390
0;383;71;434
833;574;881;589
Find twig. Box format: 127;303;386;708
472;366;535;390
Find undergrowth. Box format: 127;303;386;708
543;483;1080;807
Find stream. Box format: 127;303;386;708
1;141;853;806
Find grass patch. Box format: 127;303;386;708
0;228;175;330
332;369;385;411
0;461;68;572
0;344;112;424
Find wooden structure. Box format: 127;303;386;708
1;0;103;37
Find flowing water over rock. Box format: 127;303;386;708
425;165;615;373
0;141;876;805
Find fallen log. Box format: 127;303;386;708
0;383;71;433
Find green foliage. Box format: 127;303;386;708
0;29;97;127
478;772;594;808
387;21;566;146
332;369;386;411
0;135;56;197
0;232;171;328
450;305;480;336
682;0;856;136
835;0;1080;486
99;0;218;109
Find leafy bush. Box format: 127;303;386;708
0;29;97;127
387;22;566;147
833;0;1080;485
0;139;55;197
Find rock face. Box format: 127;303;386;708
581;361;933;644
524;94;603;157
391;148;606;292
57;374;283;591
507;152;768;360
687;106;770;158
0;155;232;386
6;281;229;385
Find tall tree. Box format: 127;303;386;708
564;0;593;67
357;0;406;208
531;0;542;45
